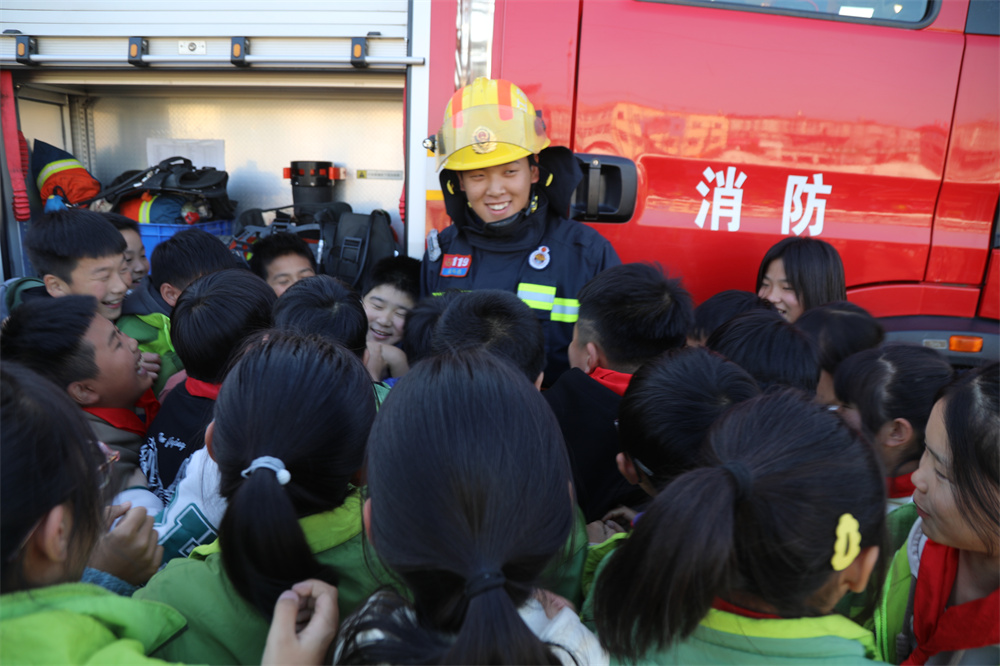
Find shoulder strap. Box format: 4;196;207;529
325;211;375;288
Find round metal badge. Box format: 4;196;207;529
529;245;551;270
471;126;497;154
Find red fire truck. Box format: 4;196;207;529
423;0;999;365
2;0;997;363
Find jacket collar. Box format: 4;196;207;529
189;487;364;560
122;276;171;317
701;608;876;658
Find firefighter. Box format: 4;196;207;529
421;77;620;386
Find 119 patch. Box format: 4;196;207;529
440;254;472;278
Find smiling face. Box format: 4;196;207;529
58;254;131;321
119;228;149;288
458;157;539;224
265;253;316;297
912;398;994;553
82;314;152;408
758;258;804;323
363;284;415;346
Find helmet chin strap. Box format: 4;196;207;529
480;188;539;237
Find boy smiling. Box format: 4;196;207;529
1;295;158;496
361;256;420;382
24;209;132;320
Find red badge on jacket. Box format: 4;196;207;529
440;254;472;277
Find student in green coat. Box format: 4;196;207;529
591;390;887;665
136;331;385;665
0;362;337;666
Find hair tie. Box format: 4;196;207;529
464;570;505;599
719;461;754;503
831;513;862;571
240;456;291;485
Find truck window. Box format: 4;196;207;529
641;0;932;24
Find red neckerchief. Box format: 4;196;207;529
589;367;632;396
712;597;782;620
83;388;160;437
887;472;916;499
185;377;222;400
904;539;1000;664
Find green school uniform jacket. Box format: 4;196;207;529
540;507;589;608
117;312;183;396
620;609;878;665
582;550;877;665
134;489;389;665
0;582;185;665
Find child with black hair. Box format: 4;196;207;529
17;209;131;321
105;212;150;290
273;275;391;406
399;290;462;366
361;255;420;383
334;350;606;665
1;295;158;502
707;308;820;392
273;275;367;358
687;289;772;347
0;363;341;665
835;344;953;518
545;263;694;523
591;389;886;664
875;362;999;664
588;347;760;543
795;301;884;406
757;236;846;322
432;289;546;386
136;331;384;665
119;227;242;395
141;270;276;563
248;232;318;297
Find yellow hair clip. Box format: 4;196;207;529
830;513;861;571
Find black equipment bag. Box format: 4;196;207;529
98;157;239;220
317;208;396;289
230;203;397;290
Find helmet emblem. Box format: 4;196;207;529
471;126;497;154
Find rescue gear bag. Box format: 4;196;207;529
318;207;397;289
97;157;238;219
230;203;397;289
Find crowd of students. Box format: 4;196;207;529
1;205;997;665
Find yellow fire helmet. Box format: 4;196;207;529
430;77;551;172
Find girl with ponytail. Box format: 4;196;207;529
335;349;606;665
136;331;383;665
834;343;953;518
592;389;887;664
0;361;338;666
